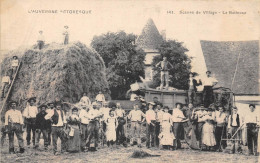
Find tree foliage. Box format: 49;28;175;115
91;31;146;100
151;40;192;90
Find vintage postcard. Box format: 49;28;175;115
0;0;259;162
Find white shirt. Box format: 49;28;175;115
146;109;156;124
243;111;260;124
115;108;125;118
171;108;185;122
5;109;23;125
196;110;206;122
156;110;164;123
95;94;105;102
88;109;102;120
228;113;238;128
23;105;38;118
44;109;67;127
2;76;10;84
12;60;19;67
37;34;45;41
203;77;218;86
79;96;91;107
79;109;89;124
128;110;145;122
215;111;227;125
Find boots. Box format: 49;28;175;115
9;148;15;154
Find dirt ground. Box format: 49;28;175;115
1;136;259;163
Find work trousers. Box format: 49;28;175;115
160;71;169;90
146;123;155;147
215;126;227;150
247;123;258;154
35;129;49;147
173;122;182;149
52;126;66;153
188;89;197;105
196;122;205;147
80;123;88;148
7;123;24;150
130;121;141;145
86;121;99;148
26;118;36;145
116;123;125;144
154;122;160;147
203;86;214;108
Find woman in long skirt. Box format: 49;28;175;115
201;108;216;151
67;107;81;152
158;106;175;150
105;110;117;147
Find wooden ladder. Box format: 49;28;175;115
0;62;22;115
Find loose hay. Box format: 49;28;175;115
0;42;109;113
130;149;160;158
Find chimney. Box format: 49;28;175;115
160;30;166;41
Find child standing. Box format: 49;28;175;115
159;106;175;150
105;110;118;147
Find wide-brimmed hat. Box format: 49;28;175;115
28;97;36;103
9;100;18;106
39;104;47;109
148;102;155;106
249;104;255;108
12;56;18;59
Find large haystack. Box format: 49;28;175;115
0;42;109;111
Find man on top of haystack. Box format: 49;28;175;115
156;57;174;90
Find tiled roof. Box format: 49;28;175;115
201;40;259;94
136;18;164;50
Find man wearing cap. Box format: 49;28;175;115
79;105;90;151
86;102;102;151
242;104;259;155
201;71;218;108
188;72;202;105
63;25;69;45
155;57;174;90
115;103;126;145
171;103;186;149
10;56;19;78
227;106;241;153
23;97;38;146
44;102;67;155
145;102;156;148
5;101;25;154
37;30;45;50
128;103;145;147
35;104;50;150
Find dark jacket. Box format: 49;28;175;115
188;79;202;92
230;114;240;127
35;112;51;130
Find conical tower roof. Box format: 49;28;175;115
136;18;164;50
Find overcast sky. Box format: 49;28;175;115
1;0;259;76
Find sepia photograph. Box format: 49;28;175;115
0;0;259;162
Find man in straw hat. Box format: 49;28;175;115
5;101;25;154
23;97;38;147
37;30;45;50
45;101;67;155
